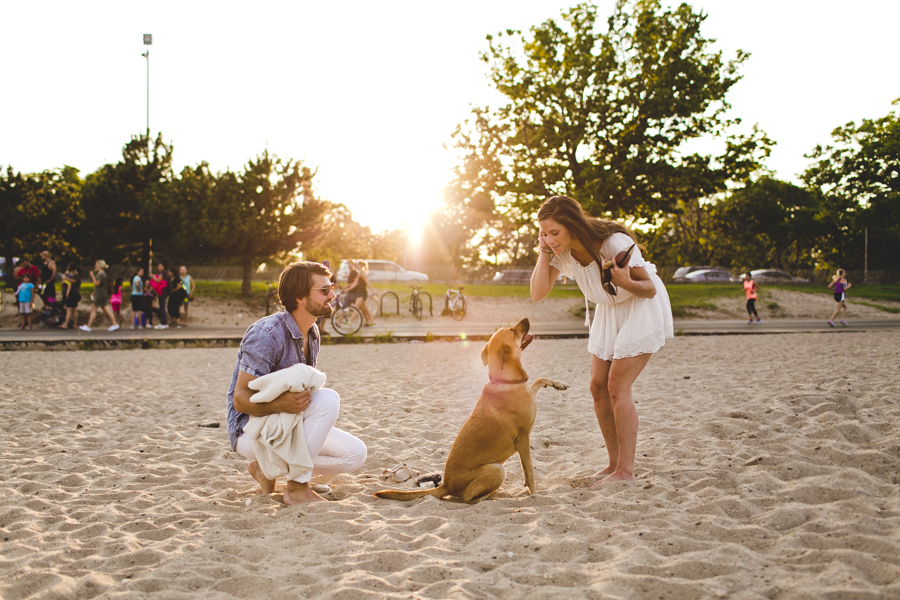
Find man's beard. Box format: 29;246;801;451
304;297;334;318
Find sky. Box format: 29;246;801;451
2;1;898;234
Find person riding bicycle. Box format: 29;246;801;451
343;260;377;327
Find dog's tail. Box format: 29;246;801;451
373;484;447;501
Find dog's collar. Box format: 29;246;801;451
490;376;528;384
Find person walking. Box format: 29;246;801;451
530;196;673;485
827;268;851;326
80;260;119;332
743;272;761;324
227;261;367;504
60;263;82;329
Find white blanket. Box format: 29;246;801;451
242;363;327;481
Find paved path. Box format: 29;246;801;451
1;318;897;349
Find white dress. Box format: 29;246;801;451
550;232;674;361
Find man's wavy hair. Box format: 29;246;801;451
278;261;332;313
537;195;640;267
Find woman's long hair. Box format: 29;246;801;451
537;196;639;267
832;268;846;282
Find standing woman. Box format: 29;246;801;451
80;260;119;332
39;251;57;301
743;273;761;324
530;196;673;485
61;263;82;329
827;268;851;326
180;266;195;325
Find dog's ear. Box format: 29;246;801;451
481;342;490;366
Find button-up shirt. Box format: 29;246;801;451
226;311;320;450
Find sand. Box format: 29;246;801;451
2;326;899;599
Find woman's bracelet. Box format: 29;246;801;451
538;247;553;255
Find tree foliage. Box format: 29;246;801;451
443;0;772;266
0;165;83;281
802;105;900;270
77;133;174;269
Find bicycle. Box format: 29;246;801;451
330;288;364;335
408;285;432;321
249;282;282;316
440;285;467;321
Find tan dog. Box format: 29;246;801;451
374;318;568;503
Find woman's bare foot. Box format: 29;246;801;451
590;470;635;487
283;481;328;505
248;461;275;494
590;465;616;479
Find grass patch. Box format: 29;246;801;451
776;284;900;303
856;301;900;314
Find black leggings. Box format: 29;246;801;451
746;298;758;317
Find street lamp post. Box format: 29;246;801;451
142;34;152;148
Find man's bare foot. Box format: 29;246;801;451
590;470;635;487
283;481;328;505
248;461;275;494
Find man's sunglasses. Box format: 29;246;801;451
314;283;336;294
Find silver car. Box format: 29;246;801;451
683;269;740;283
748;269;809;284
336;259;428;283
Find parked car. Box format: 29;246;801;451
336;259;428;283
674;266;735;282
492;269;564;284
673;265;712;280
748;269;809;285
683;269;739;284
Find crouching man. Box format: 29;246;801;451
227;261;367;503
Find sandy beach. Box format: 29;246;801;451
2;321;899;599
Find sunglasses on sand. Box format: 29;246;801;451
600;243;636;296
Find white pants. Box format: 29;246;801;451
235;388;367;483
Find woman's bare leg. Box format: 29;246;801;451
591;352;652;485
589;356;616;477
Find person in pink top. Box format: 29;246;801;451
743;273;760;324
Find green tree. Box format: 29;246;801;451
0;166;83;282
197;152;324;295
77;133;174;270
803;104;900;271
446;0;771;261
716;177;822;271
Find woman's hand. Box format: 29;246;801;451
537;231;553;255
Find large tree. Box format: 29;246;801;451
0;166;83;282
803;104;900;271
446;0;771;261
189;152;326;295
78;133;174;270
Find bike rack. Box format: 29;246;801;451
419;291;433;316
380;291;400;316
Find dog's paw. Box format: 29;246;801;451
551;381;569;391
